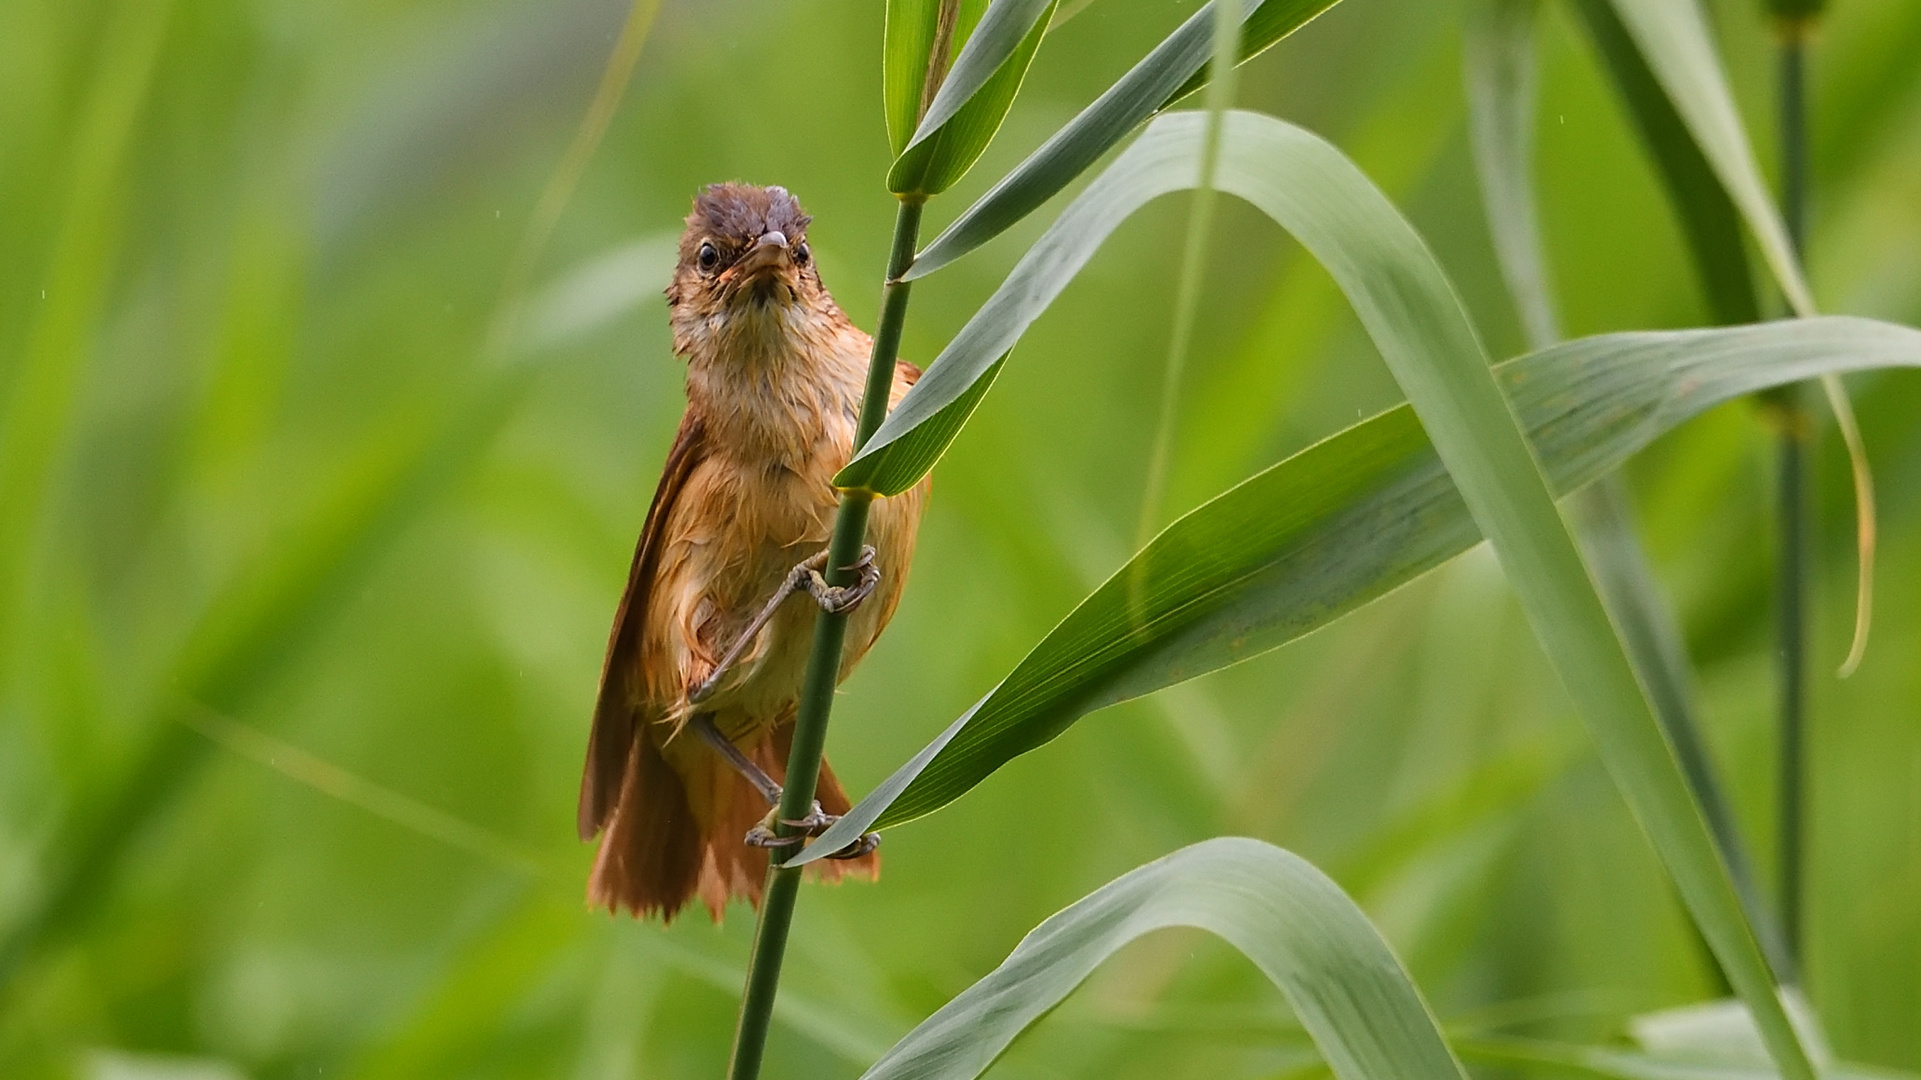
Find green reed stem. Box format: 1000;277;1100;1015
725;197;924;1080
1773;18;1812;971
1134;0;1240;547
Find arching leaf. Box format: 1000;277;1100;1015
861;839;1466;1080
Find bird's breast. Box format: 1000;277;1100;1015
647;330;924;737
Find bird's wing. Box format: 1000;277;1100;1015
578;410;710;840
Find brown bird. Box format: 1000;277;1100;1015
578;184;928;922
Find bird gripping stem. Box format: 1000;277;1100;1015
723;198;924;1080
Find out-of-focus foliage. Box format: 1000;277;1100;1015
1;0;1920;1078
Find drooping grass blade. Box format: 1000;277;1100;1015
860;839;1465;1080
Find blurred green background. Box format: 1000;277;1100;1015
3;0;1919;1076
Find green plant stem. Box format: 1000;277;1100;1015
1134;0;1239;546
725;197;924;1080
1773;18;1811;972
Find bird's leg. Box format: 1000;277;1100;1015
687;546;881;705
686;715;881;858
690;714;783;805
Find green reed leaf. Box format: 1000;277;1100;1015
889;0;1058;197
1160;0;1346;105
812;315;1921;857
859;838;1465;1080
1594;0;1875;685
904;0;1339;276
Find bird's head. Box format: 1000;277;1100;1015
667;183;836;363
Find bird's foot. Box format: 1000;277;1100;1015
743;801;881;860
743;802;821;849
801;546;879;615
687;547;879;705
824;831;881;861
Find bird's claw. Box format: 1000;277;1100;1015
744;802;827;849
742;801;880;860
803;546;879;615
781;801;837;833
825;831;881;860
743;822;804;849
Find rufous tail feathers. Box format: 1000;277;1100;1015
587;723;878;922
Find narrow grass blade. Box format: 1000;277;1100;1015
1160;0;1346;105
1464;0;1559;348
889;0;1058;197
1568;483;1787;976
902;0;1052;153
905;0;1339;277
1567;0;1759;325
859;838;1466;1080
822;120;1850;1079
809;315;1921;856
1601;0;1806;315
1466;0;1784;976
1595;0;1875;672
1136;0;1242;541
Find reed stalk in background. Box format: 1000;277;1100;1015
1770;0;1822;968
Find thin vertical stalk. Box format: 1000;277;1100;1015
724;199;925;1080
1772;15;1812;972
1134;0;1240;546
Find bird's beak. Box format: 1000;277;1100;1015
730;230;792;280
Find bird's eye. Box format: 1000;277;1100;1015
697;242;719;270
793;241;810;267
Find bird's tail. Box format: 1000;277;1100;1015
588;722;878;922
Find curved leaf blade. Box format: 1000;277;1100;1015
1465;0;1561;349
861;838;1466;1080
811;316;1921;850
846;110;1242;493
889;0;1059;197
904;0;1339;277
